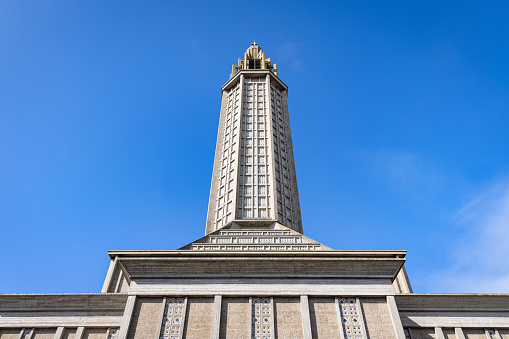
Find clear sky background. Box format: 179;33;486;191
1;1;508;294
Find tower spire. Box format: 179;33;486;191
231;43;278;78
206;43;301;235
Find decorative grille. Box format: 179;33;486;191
252;297;272;339
160;297;187;339
337;297;366;339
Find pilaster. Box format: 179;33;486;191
387;295;406;339
300;295;312;339
211;295;222;339
117;295;136;339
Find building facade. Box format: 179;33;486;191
1;43;508;339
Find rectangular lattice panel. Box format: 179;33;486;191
337;297;366;339
252;297;272;339
159;297;187;339
213;83;241;230
238;77;271;222
270;84;295;230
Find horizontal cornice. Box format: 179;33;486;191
0;293;128;311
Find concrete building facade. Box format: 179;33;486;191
1;43;508;339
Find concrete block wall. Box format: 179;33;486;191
361;298;397;339
117;295;406;339
2;294;509;339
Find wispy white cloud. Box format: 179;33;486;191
426;176;509;293
358;148;509;293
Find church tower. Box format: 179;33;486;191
4;43;506;339
206;42;303;235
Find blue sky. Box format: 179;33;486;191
1;1;508;294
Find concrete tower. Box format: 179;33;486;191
2;43;508;339
206;42;303;235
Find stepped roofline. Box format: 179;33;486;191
230;42;278;77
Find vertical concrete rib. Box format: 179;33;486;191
233;74;244;221
118;295;136;339
75;327;84;339
280;87;303;233
155;297;167;339
211;295;222;339
206;89;230;234
455;328;466;339
435;327;446;339
386;295;406;339
300;295;312;339
266;73;277;223
53;327;64;339
356;297;368;339
248;297;254;339
334;297;346;339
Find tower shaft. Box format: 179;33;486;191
206;45;302;235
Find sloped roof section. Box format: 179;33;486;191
179;221;333;251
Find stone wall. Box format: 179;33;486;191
463;329;487;339
411;328;436;339
219;297;250;339
360;297;396;339
274;297;303;339
83;328;108;339
443;328;457;339
0;329;20;339
308;297;340;339
62;328;76;339
32;328;56;339
183;297;214;339
127;297;163;339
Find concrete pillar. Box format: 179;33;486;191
386;295;406;339
53;327;64;339
455;328;466;339
101;257;117;293
334;297;346;339
211;295;222;339
435;327;446;339
248;297;253;339
75;327;84;339
356;297;368;338
155;297;167;339
117;295;136;339
270;297;275;339
300;295;312;339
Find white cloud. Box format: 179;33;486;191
426;176;509;293
356;148;509;293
